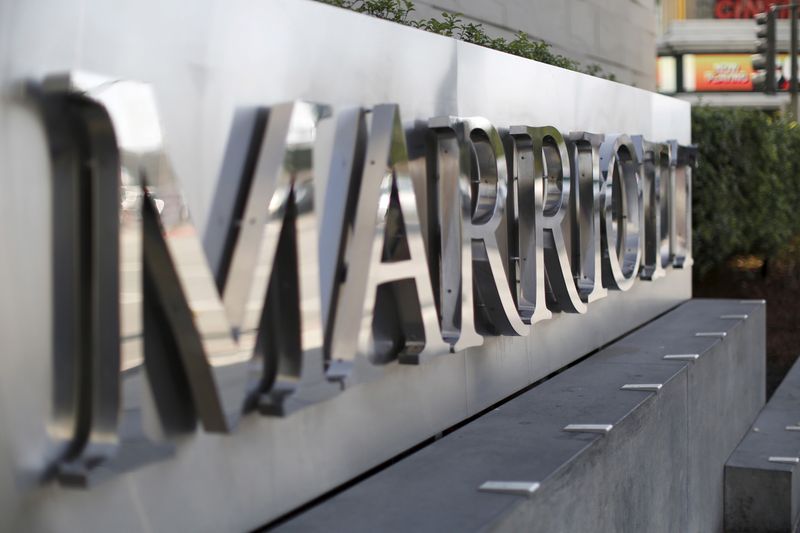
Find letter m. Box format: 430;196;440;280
40;72;336;485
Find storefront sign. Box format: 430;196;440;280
657;56;678;93
686;54;754;91
715;0;794;18
677;53;792;92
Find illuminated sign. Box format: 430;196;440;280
659;53;793;93
715;0;794;18
657;56;678;93
685;54;754;91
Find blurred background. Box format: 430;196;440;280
657;0;800;397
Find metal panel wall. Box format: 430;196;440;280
0;0;690;531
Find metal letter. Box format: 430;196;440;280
216;101;341;417
565;132;608;304
507;127;552;324
511;126;586;314
657;143;674;271
41;71;337;484
633;136;668;280
670;141;696;268
425;120;485;351
599;134;643;291
326;105;450;388
428;117;529;336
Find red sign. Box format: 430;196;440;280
715;0;794;18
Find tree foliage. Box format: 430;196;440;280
692;107;800;276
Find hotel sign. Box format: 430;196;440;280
39;71;695;486
0;2;693;530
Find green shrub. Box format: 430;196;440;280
692;106;800;276
318;0;611;79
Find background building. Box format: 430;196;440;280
658;0;793;108
411;0;659;89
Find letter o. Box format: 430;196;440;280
599;134;643;291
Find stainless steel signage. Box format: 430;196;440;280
0;1;694;530
38;70;695;486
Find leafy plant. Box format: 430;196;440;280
318;0;614;79
692;107;800;276
322;0;417;23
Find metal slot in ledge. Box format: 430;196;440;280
785;426;800;431
620;383;662;392
478;481;540;496
739;299;766;304
563;424;613;434
768;457;800;464
720;314;748;319
695;332;727;338
663;354;700;361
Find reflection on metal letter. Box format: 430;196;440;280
327;104;450;388
41;71;337;484
633;136;666;281
429;117;529;336
565;132;608;303
599;134;642;291
533;127;586;313
426;119;485;351
508;127;552;324
671;141;695;268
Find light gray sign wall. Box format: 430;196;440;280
413;0;659;89
0;0;690;531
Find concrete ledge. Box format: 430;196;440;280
725;354;800;533
274;299;765;532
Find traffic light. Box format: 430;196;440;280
752;10;777;94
